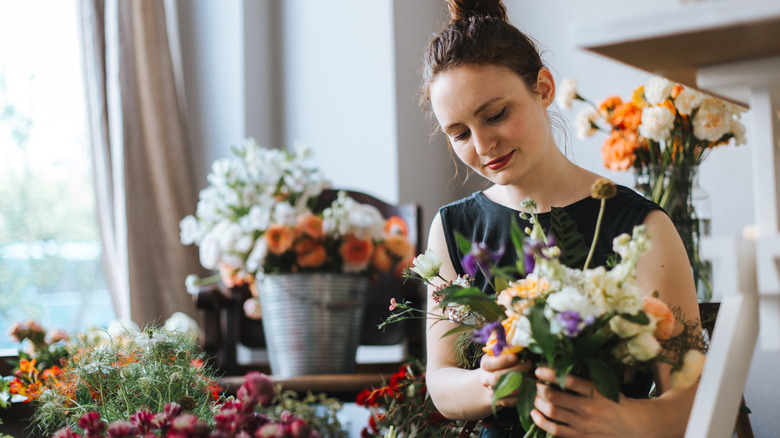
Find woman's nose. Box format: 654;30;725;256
472;129;497;156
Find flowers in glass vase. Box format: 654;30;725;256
558;77;748;301
179;139;413;292
388;180;706;437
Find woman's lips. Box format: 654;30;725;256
486;151;514;170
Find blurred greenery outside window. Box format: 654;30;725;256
0;0;115;353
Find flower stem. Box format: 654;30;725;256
583;198;606;270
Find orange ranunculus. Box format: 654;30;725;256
601;130;638;171
598;96;623;122
265;223;294;255
371;243;394;273
643;295;675;340
611;101;643;131
296;213;324;239
393;254;415;278
339;235;374;272
383;216;408;238
295;238;327;268
219;263;254;288
383;234;414;259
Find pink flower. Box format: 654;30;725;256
78;412;106;436
107;421;140;438
238;371;275;407
389;298;397;311
288;419;312;438
255;423;284;438
168;414;209;438
130;411;155;434
52;428;83;438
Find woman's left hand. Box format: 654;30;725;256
531;367;645;438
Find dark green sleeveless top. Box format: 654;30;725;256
438;185;662;436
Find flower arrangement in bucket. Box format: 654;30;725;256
180;139;414;375
558;76;749;301
386;179;707;437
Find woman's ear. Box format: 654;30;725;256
536;68;556;107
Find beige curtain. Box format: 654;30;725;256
79;0;203;326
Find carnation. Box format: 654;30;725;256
693;98;731;142
556;78;579;109
638;105;675;142
574;107;600;140
643;76;674;105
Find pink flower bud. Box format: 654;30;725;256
288;419;311;438
52;427;83;438
255;422;284;438
238;372;275;407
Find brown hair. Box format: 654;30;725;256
420;0;545;111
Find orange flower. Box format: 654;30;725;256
296;213;324;239
383;235;414;259
498;278;550;318
643;295;675;340
383;216;408;238
671;84;684;99
393;254;415;278
265;223;294;255
601;130;638;171
295;238;327;268
632;85;647;106
598;95;623;116
339;235;374;272
611;101;643;131
371;243;394;273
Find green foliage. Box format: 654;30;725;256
268;387;346;438
549;207;589;269
440;287;504;322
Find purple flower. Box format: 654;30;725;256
473;321;508;356
557;311;585;337
461;242;503;278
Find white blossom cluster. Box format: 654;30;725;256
321;190;384;240
179;138;331;276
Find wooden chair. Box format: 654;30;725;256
192;189;424;397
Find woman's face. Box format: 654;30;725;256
429;64;556;187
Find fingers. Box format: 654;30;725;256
480;353;519;372
535;367;596;399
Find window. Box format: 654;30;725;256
0;0;114;352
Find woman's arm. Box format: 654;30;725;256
531;210;702;438
424;212;529;421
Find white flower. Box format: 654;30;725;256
609;315;644;339
199;232;221;269
243;297;263;320
411;249;442;280
509;316;533;348
730;117;747;146
575;107;600;140
245;238;268;273
556;78;579;109
693;98;730;142
643;76;674;105
179;215;200;245
671;350;706;390
626;332;661;361
185;274;200;294
244;204;273;232
107;319;141;338
546;286;596;318
638;105;675;142
164;312;200;336
233;234;255;254
673;87;704;116
273;201;298;227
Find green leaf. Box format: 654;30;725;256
454;231;472;258
550;207;589;269
572;330;604;360
493;371;523;415
495;277;510;294
516;373;537;431
441;287;505;321
440;324;475;339
528;305;556;364
584;357;620;402
622;311;650;325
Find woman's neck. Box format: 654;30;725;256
483;153;599;213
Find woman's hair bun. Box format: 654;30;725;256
447;0;507;23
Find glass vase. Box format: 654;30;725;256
634;165;713;301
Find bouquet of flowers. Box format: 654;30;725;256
180;139;413;299
389;179;706;437
355;360;469;438
557;77;748;302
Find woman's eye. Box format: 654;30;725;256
487;107;506;122
453;130;470;141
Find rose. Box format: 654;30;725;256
626;332;661;362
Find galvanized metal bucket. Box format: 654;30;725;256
258;273;369;377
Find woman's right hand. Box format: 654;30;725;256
479;353;532;407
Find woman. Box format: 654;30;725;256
421;1;701;437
